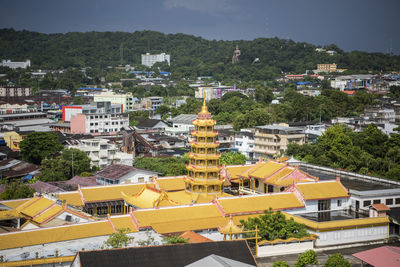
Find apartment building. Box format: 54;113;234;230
68;138;133;168
65;102;129;134
232;128;255;159
141;53;170;67
93;91;136;112
0;59;31;69
316;63;337;72
142;96;163;110
254;125;305;158
0;86;32;97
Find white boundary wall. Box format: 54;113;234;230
257;240;314;257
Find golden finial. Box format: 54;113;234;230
200;91;209;113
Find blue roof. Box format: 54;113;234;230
77;87;104;90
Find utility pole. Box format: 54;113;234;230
120;43;124;66
71;149;74;178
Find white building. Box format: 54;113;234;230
0;59;31;69
93;91;136;113
0;86;32;97
165;114;196;138
96;164;159;185
232;129;255;159
141;53;170;68
68;139;133;168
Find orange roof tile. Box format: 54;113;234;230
178;231;213;243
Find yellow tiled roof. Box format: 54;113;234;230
0;209;19;221
156;176;186;191
266;167;294;184
19;197;54;218
14;197;39;212
82;184;143;203
4;256;75;267
226;165;254;180
57;192;83;207
0;198;30;209
122;186;176;209
284;212;389;230
0;220;120;250
249;161;285;179
110;215;138;231
152;216;228;234
217;193;304;215
134;204;221;226
33;205;63;224
219;217;243;234
295;181;349;200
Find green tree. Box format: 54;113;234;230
163;234;189;244
219;151;246;165
0;182;35;200
324;253;350;267
133;156;189;176
61;148;92;177
72;96;84;105
272;261;290;267
20;132;63;165
103;228;134;248
240;209;309;242
294;250;318;267
129;110;150;126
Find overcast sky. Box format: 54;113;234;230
0;0;399;54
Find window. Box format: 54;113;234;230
138;177;145;183
363;200;371;207
337;199;342;207
373;199;381;204
396;198;400;205
318;200;331;211
386;198;394;205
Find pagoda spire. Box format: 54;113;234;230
185;96;224;195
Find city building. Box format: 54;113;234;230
254;124;305;158
0;86;32;97
63;102;128;134
141;53;170;67
96;164;159;185
67;138;133;168
0;103;33;114
93;91;135;113
141;96;163;110
232;129;255;159
363;107;396;124
0;59;31;69
330;75;374;90
316;63;337;72
165;114;196;138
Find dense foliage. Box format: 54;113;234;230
324;253;350;267
240;209;309;242
39;148;93;182
287;124;400;180
219;151;246;165
1;29;400;80
272;261;290;267
133;156;189;176
0;182;35;200
163;234;189;244
19;132;63;165
294;250;318;267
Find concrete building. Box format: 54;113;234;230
0;103;33;114
0;59;31;69
316;63;337;72
363;107;396;124
254;124;305;158
232;129;255;159
141;53;170;67
0;86;32;97
93;91;135;113
330;75;373;91
63;102;129;134
165;114;196;138
67;138;133;168
96;164;159;185
142;96;163;110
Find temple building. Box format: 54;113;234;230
121;97;229;209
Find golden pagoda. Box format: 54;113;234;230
185;94;225;195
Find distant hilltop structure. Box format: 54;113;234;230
0;59;31;69
141;53;170;67
232;45;241;63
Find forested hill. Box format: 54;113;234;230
1;28;400;80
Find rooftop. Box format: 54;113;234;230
297;210;369;223
95;164;136;180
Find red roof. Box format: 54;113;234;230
371;203;390;211
353;246;400;267
178;231;213;243
66;176;98;187
28;181;63;193
343;90;355;95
